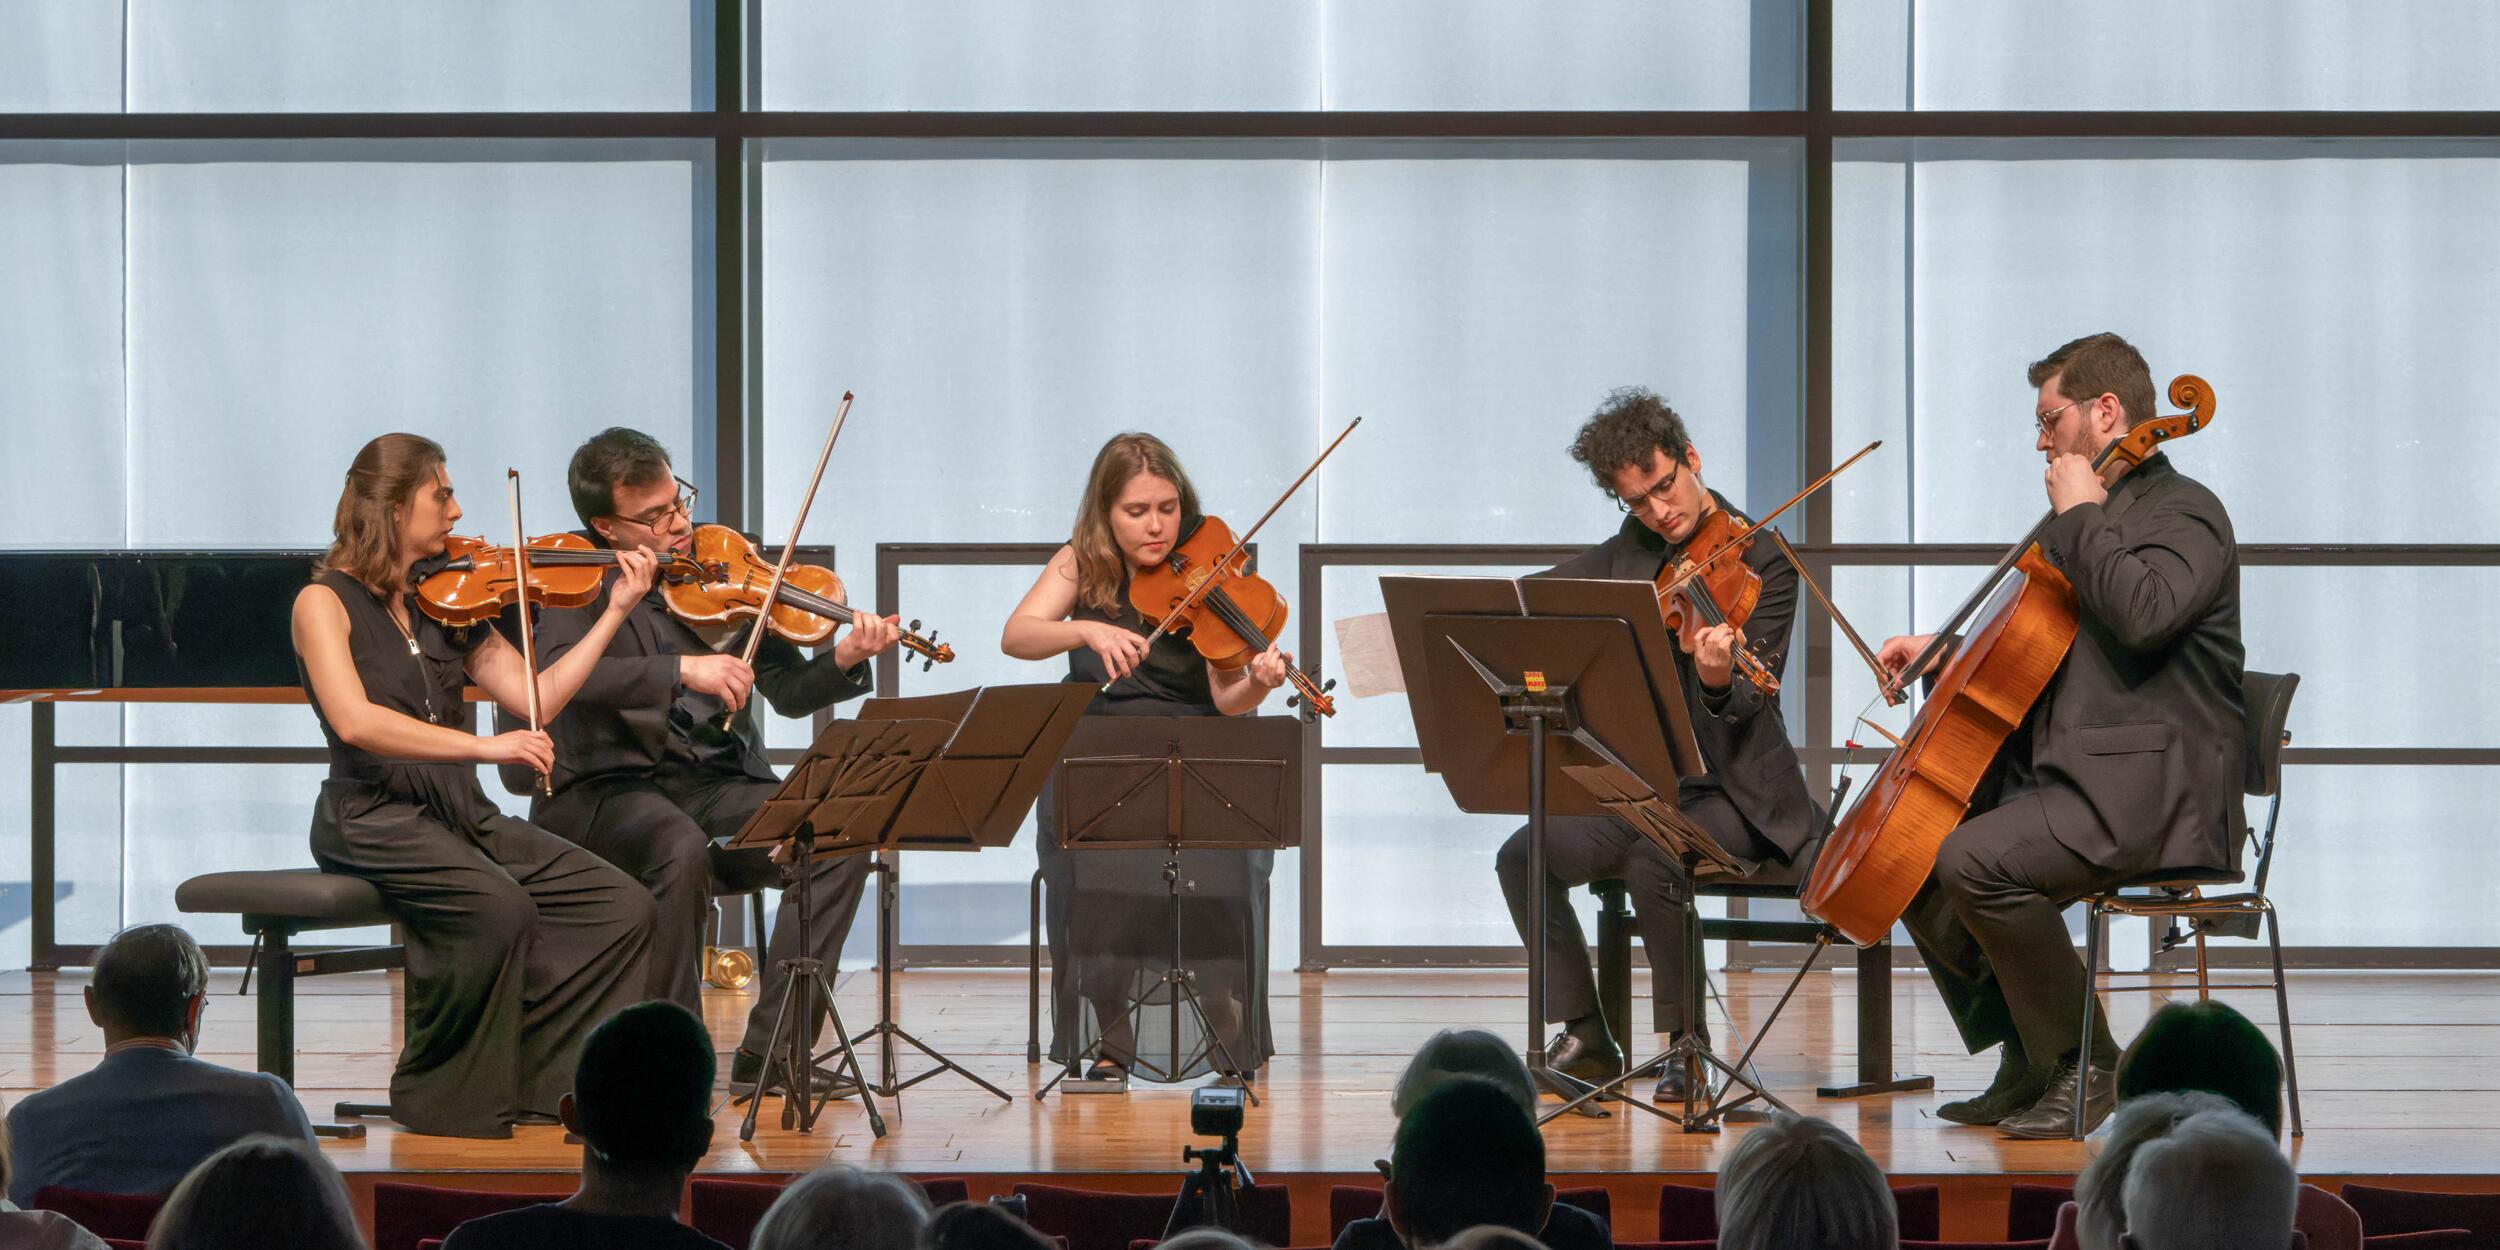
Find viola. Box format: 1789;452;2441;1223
1127;513;1338;720
416;525;954;669
1652;508;1780;696
1802;375;2217;947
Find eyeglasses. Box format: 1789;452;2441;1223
2034;397;2092;438
1613;457;1683;514
610;477;699;530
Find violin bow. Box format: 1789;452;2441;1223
1761;525;1901;705
725;390;854;724
506;469;551;795
1127;416;1364;664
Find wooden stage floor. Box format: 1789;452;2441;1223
2;966;2491;1240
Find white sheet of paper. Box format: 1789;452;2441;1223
1331;612;1404;698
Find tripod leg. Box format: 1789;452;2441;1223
883;1024;1015;1102
813;967;887;1138
737;958;805;1143
1174;975;1260;1107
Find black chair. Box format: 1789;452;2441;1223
174;867;406;1138
2072;669;2303;1139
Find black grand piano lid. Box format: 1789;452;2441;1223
0;550;314;690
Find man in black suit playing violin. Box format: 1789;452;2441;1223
1875;333;2246;1137
1493;387;1824;1103
507;427;901;1093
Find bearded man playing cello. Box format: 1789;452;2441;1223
1874;333;2246;1138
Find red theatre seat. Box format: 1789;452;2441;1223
28;1188;167;1242
370;1181;562;1250
2344;1186;2500;1243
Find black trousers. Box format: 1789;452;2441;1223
1494;789;1764;1036
532;763;870;1058
1899;788;2121;1068
310;780;656;1138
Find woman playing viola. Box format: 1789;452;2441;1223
1003;432;1291;1084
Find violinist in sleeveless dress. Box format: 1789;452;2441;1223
290;435;659;1138
1003;433;1297;1082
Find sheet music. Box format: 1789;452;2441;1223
1331;612;1404;698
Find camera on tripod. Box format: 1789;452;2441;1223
1165;1087;1256;1239
1190;1086;1246;1140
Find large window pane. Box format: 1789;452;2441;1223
0;3;122;112
1324;2;1772;111
0;147;123;546
1835;140;2500;544
2257;765;2496;947
1314;141;1777;544
3;141;707;951
1842;1;2500;111
761;1;1776;111
128;1;704;112
761;3;1315;111
125;140;705;544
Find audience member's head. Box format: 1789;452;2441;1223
1392;1028;1535;1119
2118;1107;2297;1250
921;1201;1055;1250
145;1135;360;1250
753;1165;931;1250
1385;1076;1553;1249
1714;1113;1894;1250
1157;1229;1259;1250
1436;1228;1551;1250
2118;1001;2286;1138
87;924;209;1049
2074;1092;2245;1250
564;1001;716;1183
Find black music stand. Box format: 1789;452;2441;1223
723;683;1092;1138
1033;714;1301;1103
848;683;1096;1108
1380;575;1787;1131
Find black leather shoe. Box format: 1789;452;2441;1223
1937;1047;2049;1126
1652;1059;1704;1104
731;1048;860;1099
1996;1059;2116;1139
1543;1030;1625;1084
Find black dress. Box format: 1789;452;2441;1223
1037;586;1276;1079
300;570;655;1138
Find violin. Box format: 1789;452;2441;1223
1652;507;1780;696
666;524;953;670
1127;513;1338;720
414;525;954;669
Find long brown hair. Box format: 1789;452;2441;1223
316;433;446;595
1069;432;1200;616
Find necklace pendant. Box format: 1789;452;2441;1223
406;638;420;657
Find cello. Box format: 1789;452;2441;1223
1801;375;2216;947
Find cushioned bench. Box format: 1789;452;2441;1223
176;867;407;1137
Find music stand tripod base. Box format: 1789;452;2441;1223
731;828;885;1143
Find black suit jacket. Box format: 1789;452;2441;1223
1537;494;1820;860
497;536;874;796
2012;452;2247;874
